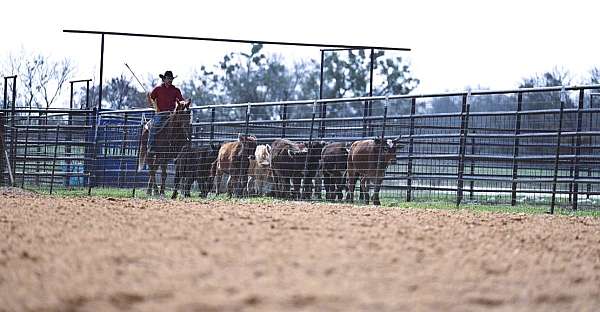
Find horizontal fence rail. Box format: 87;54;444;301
1;85;599;212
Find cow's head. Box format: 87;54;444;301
209;142;222;157
255;144;272;166
374;136;404;165
287;142;308;158
302;141;327;157
238;133;258;156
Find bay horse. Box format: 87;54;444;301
137;100;191;196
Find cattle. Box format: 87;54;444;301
247;144;272;196
213;134;258;196
320;142;350;201
301;141;327;200
171;142;221;199
270;139;308;199
346;137;404;205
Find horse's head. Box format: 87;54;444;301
174;99;191;112
171;99;192;142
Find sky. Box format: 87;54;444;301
1;0;599;96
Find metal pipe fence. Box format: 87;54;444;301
1;85;599;212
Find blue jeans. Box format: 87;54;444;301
148;113;169;153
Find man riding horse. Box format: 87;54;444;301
138;70;191;196
147;70;185;153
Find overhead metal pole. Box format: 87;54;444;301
63;29;411;52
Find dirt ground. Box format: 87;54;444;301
1;190;599;312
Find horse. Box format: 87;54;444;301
137;100;191;197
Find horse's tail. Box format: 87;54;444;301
138;123;149;172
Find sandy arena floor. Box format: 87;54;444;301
1;189;599;311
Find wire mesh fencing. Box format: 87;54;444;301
1;86;599;212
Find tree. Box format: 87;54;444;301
104;75;146;110
1;50;74;109
320;49;419;118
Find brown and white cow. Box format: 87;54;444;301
247;144;272;196
270;139;308;199
346;137;404;205
213;134;257;196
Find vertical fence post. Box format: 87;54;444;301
50;125;60;194
9;77;17;184
456;92;471;207
511;92;523;206
209;105;216;141
21;116;30;188
587;93;597;199
376;96;389;203
3;77;7;110
303;100;318;199
245;103;251;136
550;87;566;214
319;50;326;139
0;112;4;186
281;103;288;138
132;115;145;197
87;108;99;196
65;81;75;188
367;48;375;137
469;132;475;200
571;89;585;211
118;113;129;187
406;97;416;202
362;99;369;138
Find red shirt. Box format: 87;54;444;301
150;83;184;112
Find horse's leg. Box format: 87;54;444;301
172;163;182;200
160;163;167;197
147;160;156;196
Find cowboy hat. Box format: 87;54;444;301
159;70;177;80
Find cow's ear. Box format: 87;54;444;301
374;138;382;145
266;144;272;152
238;133;244;141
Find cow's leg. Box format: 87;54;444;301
323;172;333;201
213;171;221;195
283;176;292;199
171;177;180;199
184;177;193;197
292;174;303;200
314;173;322;200
360;177;370;205
372;177;384;206
273;175;282;198
346;169;356;203
334;173;344;201
302;171;316;200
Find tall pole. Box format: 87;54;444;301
368;48;375;136
98;34;105;110
319;50;325;138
